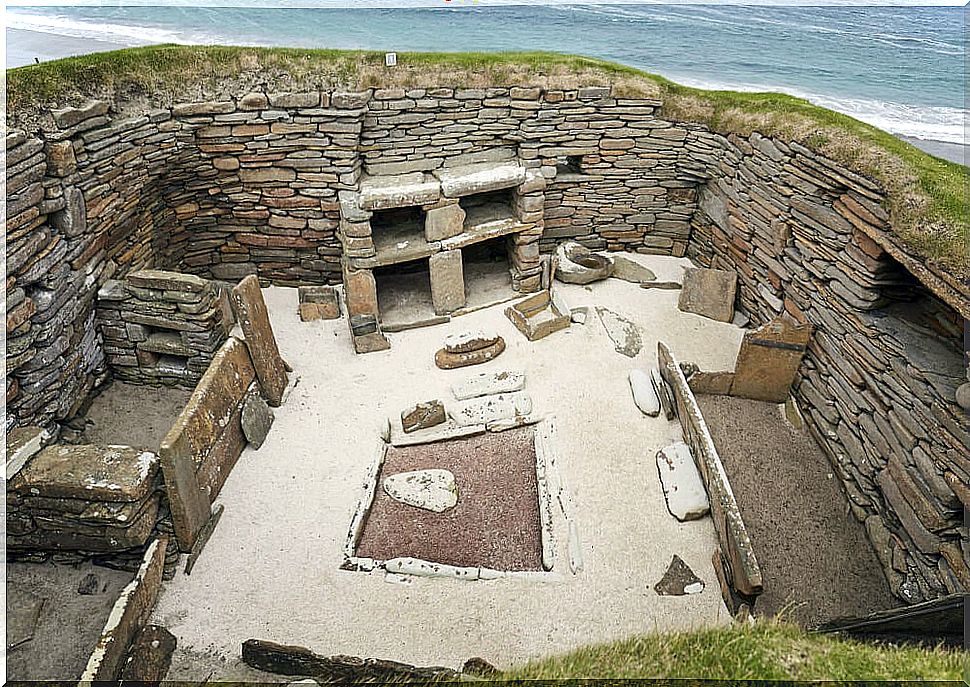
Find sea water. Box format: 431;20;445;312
6;2;966;144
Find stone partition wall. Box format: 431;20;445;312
684;129;969;603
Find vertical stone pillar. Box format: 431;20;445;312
429;249;465;315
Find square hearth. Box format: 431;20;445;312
354;426;543;572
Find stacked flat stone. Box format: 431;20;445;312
687;130;969;603
96;270;233;387
7;443;161;554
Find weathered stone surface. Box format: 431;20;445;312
401;400;446;433
654;554;705;596
442;330;502;354
451;369;526;400
555;242;615;284
231;275;289;406
688;371;735;396
359;172;440;211
80;536;168;682
678;267;737;322
383;469;458;512
119;625;177;684
241;390;275;449
424;203;465;241
9;444;158;503
730;314;812;403
629;369;660;417
429;249;465;315
127;269;209;293
298;286;341;321
435;338;506;369
344;268;379;318
449;391;532;426
505;290;570;342
656;442;710;521
956;383;970;411
160;337;254;550
434;161;526;198
596;307;642;357
612;256;657;284
5;425;51;480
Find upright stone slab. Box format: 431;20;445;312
231;275;288;406
730;314;812;402
425;203;465;241
429;249;465;315
678;267;738;323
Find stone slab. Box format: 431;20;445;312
596;307;642;357
678;267;737;323
424;203;465;242
359;173;440;211
434;161;526;198
612;256;657;284
9;444;158;503
629;369;661;417
5;425;51;480
401;400;447;433
383;469;458;513
231;275;289;406
127;269;209;294
654;554;705;596
450;392;533;426
429;249;466;315
730;314;812;403
80;536;168;682
242;390;275;449
656;442;710;521
451;370;526;400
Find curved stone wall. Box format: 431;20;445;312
5;83;968;605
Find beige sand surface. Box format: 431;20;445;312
153;253;744;676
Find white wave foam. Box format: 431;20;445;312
671;75;967;144
5;10;213;46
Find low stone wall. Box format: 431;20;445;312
96;270;233;387
686;129;969;602
658;342;764;612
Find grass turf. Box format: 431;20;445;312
504;620;966;682
7;45;968;278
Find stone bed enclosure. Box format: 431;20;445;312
6;79;969;649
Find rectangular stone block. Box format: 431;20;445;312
231;275;289;406
424;204;465;242
730;314;812;403
678;267;737;323
429;249;465;315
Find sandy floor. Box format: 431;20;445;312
152;253;746;676
6;561;133;681
697;394;896;626
83;382;193;451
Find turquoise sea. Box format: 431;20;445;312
6;2;966;145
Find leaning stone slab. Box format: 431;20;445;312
401;400;446;433
231;275;289;406
450;392;533;426
80;536;168;682
730;314;812;403
241;390;275;449
5;425;51;480
678;267;737;322
434;161;527;198
9;444;157;503
359;172;440;211
383;470;458;513
452;369;526;400
656;442;710;522
651;369;676;421
629;369;660;417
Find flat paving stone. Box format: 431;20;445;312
596;307;642;357
450;392;533;426
451;370;526;401
383;469;458;513
655;555;705;596
656;442;710;522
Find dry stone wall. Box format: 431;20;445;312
7;82;968;605
686;129;969;603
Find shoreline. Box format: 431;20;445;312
5;27;967;167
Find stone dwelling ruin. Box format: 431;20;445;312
5;69;968;679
